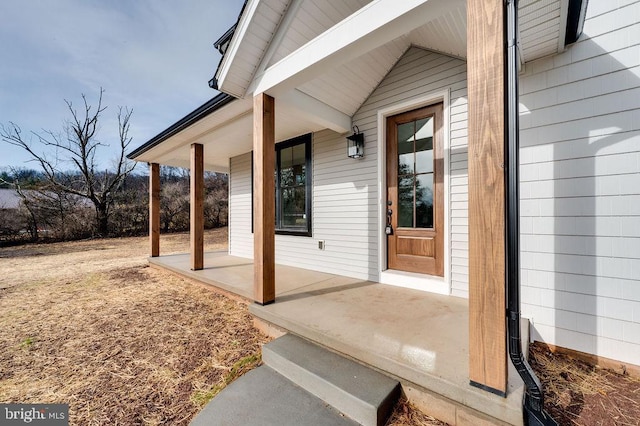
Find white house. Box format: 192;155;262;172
129;0;639;424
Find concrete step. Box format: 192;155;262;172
262;334;400;426
190;366;358;426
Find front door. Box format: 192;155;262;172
386;103;444;276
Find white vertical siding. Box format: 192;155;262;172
353;46;469;297
519;1;640;365
228;153;253;258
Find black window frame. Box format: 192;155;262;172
251;133;312;237
275;134;312;236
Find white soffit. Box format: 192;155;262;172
297;37;411;116
406;0;565;63
266;0;375;68
216;0;289;98
408;3;467;59
253;0;464;95
519;0;563;61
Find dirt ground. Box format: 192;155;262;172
0;229;443;425
3;231;634;425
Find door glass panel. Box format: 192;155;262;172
416;173;434;228
397;175;414;227
415;117;434;174
397;122;414;175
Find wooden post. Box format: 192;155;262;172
467;0;507;395
149;163;160;257
190;143;204;270
253;93;276;305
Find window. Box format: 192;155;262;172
251;134;312;237
275;134;312;236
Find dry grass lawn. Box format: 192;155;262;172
0;229;267;425
0;229;442;425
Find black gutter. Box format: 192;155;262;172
214;24;237;55
126;92;235;160
504;0;558;425
565;0;589;45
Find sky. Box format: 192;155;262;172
0;0;245;172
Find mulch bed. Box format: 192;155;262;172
530;342;640;426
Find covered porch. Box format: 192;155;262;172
126;0;587;423
150;251;525;425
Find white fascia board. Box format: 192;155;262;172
279;90;351;134
252;0;462;95
215;0;261;98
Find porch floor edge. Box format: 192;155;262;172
250;304;525;426
148;253;525;425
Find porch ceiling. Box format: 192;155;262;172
219;0;567;113
134;0;569;171
285;0;565;117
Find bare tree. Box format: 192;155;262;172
0;89;136;236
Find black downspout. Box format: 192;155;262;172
504;1;558;425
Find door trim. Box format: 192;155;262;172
376;90;451;295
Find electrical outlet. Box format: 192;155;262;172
318;240;325;250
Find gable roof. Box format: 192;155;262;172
208;0;249;90
214;0;589;104
128;0;588;171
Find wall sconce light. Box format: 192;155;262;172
347;125;364;159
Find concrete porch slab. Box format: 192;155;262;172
250;280;525;425
151;252;525;425
149;251;338;300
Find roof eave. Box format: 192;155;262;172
210;0;251;95
127;93;235;161
565;0;589;45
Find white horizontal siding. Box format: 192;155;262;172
227;132;380;280
273;129;380;280
228;153;253;258
519;1;640;366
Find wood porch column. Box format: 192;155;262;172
253;93;276;305
149;162;160;257
467;0;507;395
190;143;204;271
